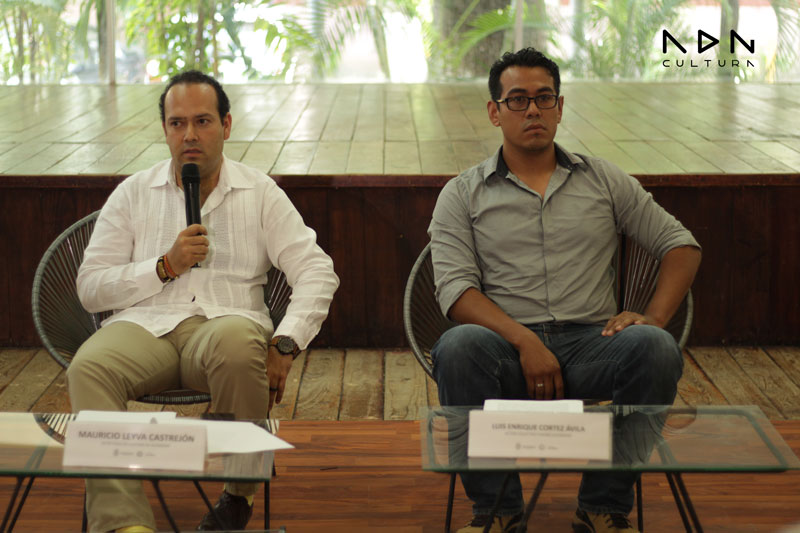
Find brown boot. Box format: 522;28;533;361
572;508;638;533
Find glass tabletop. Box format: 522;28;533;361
421;405;800;474
0;413;274;482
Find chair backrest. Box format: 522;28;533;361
31;210;293;405
403;238;693;380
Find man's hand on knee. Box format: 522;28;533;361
602;311;661;337
518;339;564;401
266;345;293;411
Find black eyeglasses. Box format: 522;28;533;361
495;94;559;111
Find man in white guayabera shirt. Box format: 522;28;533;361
69;70;339;533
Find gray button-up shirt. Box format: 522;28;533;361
428;144;699;325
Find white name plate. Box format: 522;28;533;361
468;410;612;461
63;421;207;471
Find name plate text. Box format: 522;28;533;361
468;410;612;461
63;421;206;471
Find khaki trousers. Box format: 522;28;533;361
66;315;272;532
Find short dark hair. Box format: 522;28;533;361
488;48;561;101
159;70;231;123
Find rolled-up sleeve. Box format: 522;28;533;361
602;161;700;258
428;178;482;317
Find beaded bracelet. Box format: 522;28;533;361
156;255;177;283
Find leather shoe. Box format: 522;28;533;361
196;491;253;531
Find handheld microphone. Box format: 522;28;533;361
181;163;202;268
181;163;202;227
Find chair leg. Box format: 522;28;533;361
82;490;88;533
636;476;643;532
445;473;456;533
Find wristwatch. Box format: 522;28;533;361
269;336;301;359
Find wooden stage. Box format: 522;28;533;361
2;83;800;349
2;83;800;177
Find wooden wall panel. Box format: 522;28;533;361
283;188;331;346
769;188;800;341
2;178;799;347
326;189;367;346
648;188;734;345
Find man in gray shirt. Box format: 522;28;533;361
428;48;701;533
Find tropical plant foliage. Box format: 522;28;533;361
0;0;73;83
122;0;253;78
568;0;691;80
1;0;800;83
423;0;555;79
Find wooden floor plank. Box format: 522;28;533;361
352;85;385;142
384;349;429;421
431;85;477;142
616;141;685;174
764;346;800;389
0;349;62;411
385;86;416;142
384;141;421;174
412;85;449;142
221;141;250;162
80;141;151;174
293;348;345;420
321;87;361;142
750;141;800;172
339;349;384;420
684;140;759;173
650;140;723;173
290;86;338;141
689;346;782;419
452;140;490;173
271;141;317;175
346;141;384;174
579;139;645;175
676;350;729;407
728;346;800;418
0;348;38;393
0;142;50;173
309;141;350;175
43;142;116;175
256;86;316;142
418;141;459;175
119;143;170;174
30;369;71;413
240;141;283;174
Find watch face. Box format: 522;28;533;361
276;337;296;354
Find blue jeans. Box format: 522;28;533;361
431;322;683;516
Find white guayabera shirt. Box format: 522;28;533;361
77;156;339;349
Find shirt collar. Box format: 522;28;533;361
483;142;585;182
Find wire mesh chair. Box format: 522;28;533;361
404;238;695;532
31;210;293;405
403;238;693;380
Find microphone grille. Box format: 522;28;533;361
181;163;200;184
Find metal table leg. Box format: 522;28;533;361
516;473;549;533
193;481;231;532
6;476;36;532
483;473;512;533
444;473;456;533
0;476;25;533
151;480;180;532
